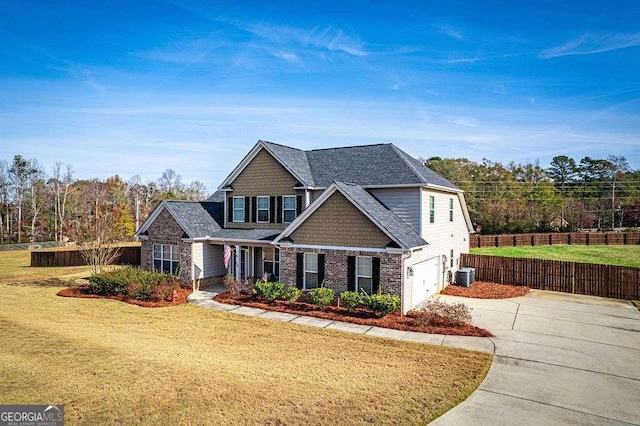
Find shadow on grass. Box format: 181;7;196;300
7;278;85;287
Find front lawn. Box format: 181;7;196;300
471;244;640;268
0;251;492;425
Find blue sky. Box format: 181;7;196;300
1;0;639;192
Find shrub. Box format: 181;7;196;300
307;287;334;311
254;280;285;303
223;275;253;298
416;299;472;325
152;280;180;301
88;267;172;295
126;281;154;301
340;291;362;311
363;292;401;317
281;286;302;305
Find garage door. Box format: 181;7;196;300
411;256;440;308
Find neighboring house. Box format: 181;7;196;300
135;140;474;313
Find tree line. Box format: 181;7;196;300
0;155;207;244
425;155;640;234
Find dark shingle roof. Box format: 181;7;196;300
207;190;226;203
207;228;282;241
261;141;314;185
163;201;223;239
335;182;427;249
257;141;458;190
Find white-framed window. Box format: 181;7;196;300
263;247;280;280
429;195;435;224
153;244;180;275
304;252;319;289
449;198;454;222
283;195;296;223
233;196;245;222
356;256;373;294
257;196;270;223
450;249;454;268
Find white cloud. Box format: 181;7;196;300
272;51;301;64
438;24;464;41
539;32;640;59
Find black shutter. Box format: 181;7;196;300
347;256;355;291
296;253;304;289
251;196;257;222
372;257;381;294
227;197;233;223
318;254;325;286
244;197;250;222
277;196;283;223
270;196;276;223
296;195;303;216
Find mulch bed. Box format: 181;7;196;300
214;292;494;337
441;281;530;299
57;285;191;308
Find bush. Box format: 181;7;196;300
280;286;302;304
254;280;285;303
416;299;472;325
88;267;172;296
152;280;180;301
126;281;154;301
363;292;401;317
307;287;335;311
340;291;362;311
223;275;253;298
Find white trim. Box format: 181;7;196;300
280;243;407;254
458;192;475;232
303;252;319;290
232;196;245;223
256;195;270;223
282;195;297;223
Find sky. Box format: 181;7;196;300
1;0;639;193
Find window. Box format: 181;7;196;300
449;198;454;222
356;256;373;294
153;244;180;275
257;196;270;223
304;252;318;289
450;249;454;268
233;197;245;222
263;247;280;280
283;195;296;223
429;195;435;224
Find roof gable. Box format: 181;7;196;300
276;182;427;250
136;201;223;240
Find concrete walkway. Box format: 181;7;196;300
433;290;640;425
187;287;495;353
188;288;640;425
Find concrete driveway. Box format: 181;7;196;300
432;290;640;425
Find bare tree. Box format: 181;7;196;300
79;208;121;275
0;160;9;240
51;162;74;242
8;155;35;243
27;160;46;241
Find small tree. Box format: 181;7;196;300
79;208;121;275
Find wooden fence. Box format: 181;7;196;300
31;246;141;267
470;232;640;248
460;253;640;300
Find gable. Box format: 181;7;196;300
289;191;392;248
147;208;188;241
230;148;300;196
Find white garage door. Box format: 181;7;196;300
411;256;440;308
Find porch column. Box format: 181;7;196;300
235;245;242;281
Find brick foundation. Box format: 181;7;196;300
280;246;403;297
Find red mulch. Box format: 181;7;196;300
441;281;530;299
214;292;493;337
56;285;191;308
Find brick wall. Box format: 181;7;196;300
290;192;392;248
142;208;192;282
280;246;403;297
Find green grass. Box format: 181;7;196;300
0;251;492;425
471;245;640;268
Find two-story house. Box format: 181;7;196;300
136;140;474;313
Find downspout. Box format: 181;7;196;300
401;250;413;315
